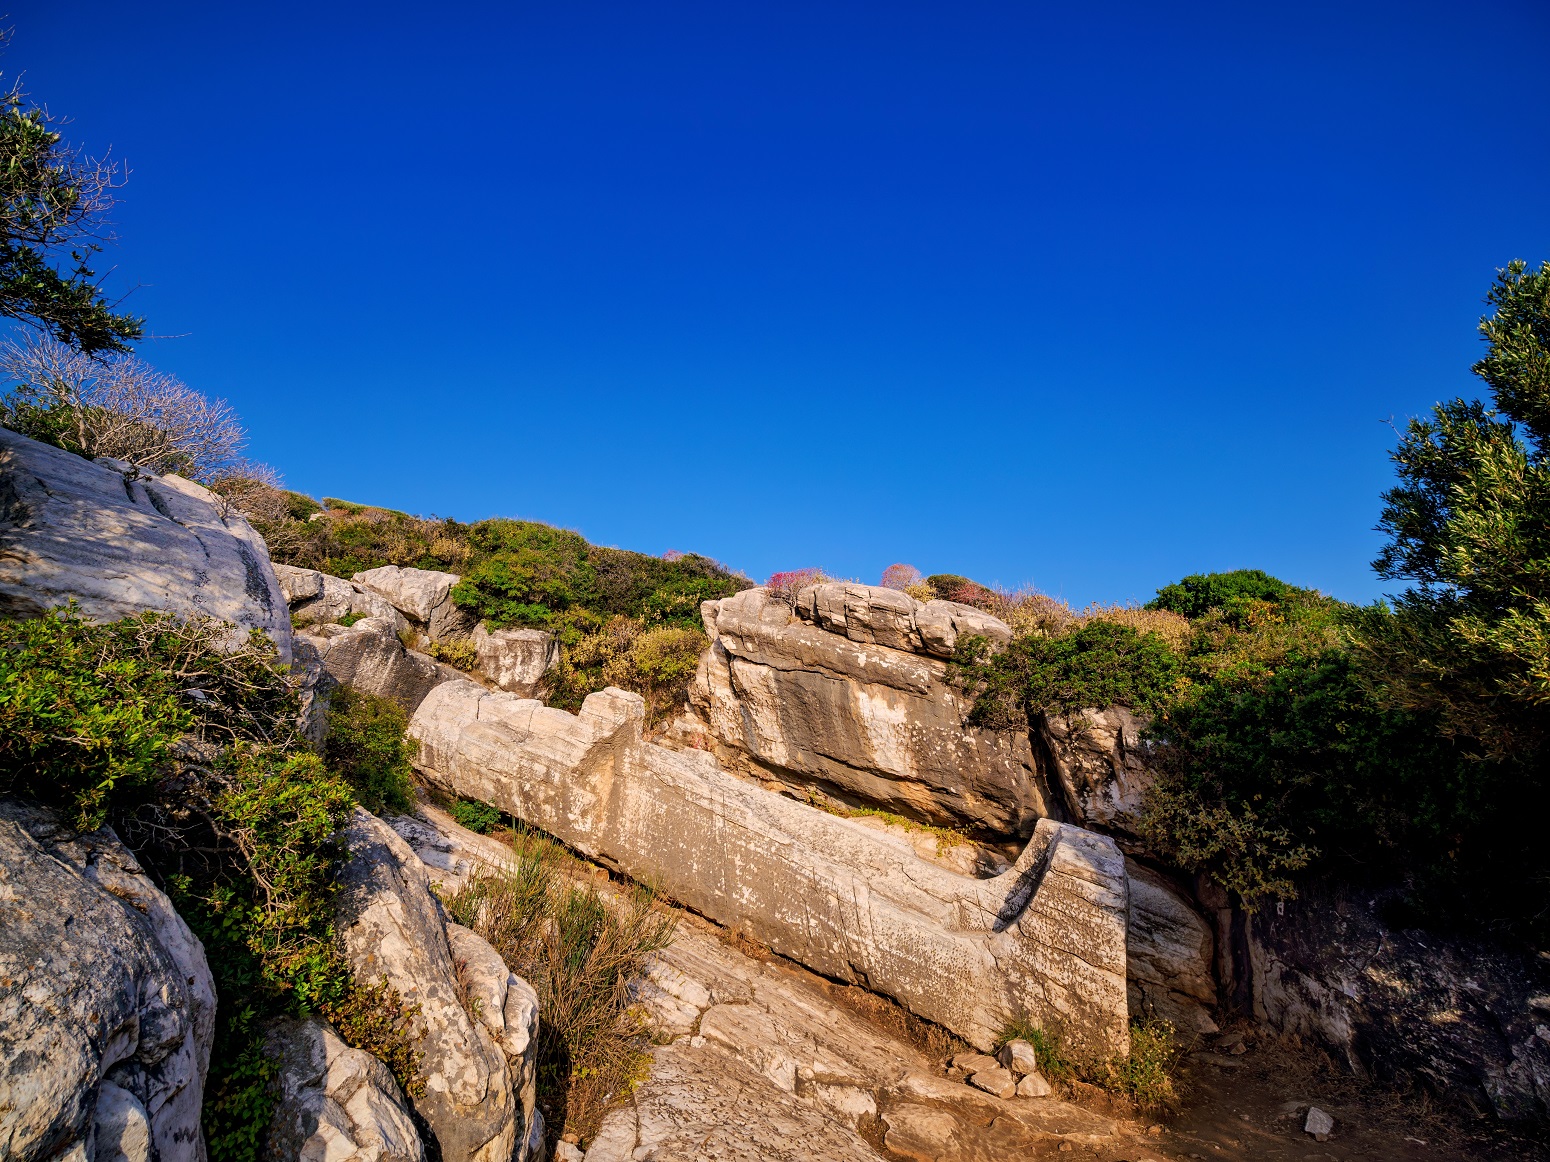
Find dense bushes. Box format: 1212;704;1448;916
323;686;416;815
0;606;424;1159
543;617;708;726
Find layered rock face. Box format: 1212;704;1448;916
353;565;476;642
0;428;291;658
0;800;216;1162
410;680;1131;1057
1248;879;1550;1122
298;616;465;716
688;586;1056;836
1039;706;1155;837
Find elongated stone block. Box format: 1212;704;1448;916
409;680;1129;1057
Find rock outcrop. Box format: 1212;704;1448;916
410;680;1131;1057
472;622;558;697
1039;706;1155;836
394;803;1126;1162
0;427;291;658
352;565;477;642
266;1018;426;1162
687;587;1056;837
1123;859;1218;1034
334;810;521;1162
276;563;407;632
299;617;464;716
1248;878;1550;1122
0;799;216;1162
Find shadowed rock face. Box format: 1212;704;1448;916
409;681;1131;1058
0;800;216;1162
687;587;1055;837
298;617;465;716
0;427;291;659
1249;878;1550;1123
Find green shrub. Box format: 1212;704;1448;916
423;635;479;671
542;617;708;726
451;798;502;834
954;621;1183;732
1147;569;1297;620
324;686;416;815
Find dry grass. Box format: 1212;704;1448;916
1079;604;1193;652
445;829;676;1147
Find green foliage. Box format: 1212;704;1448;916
323;686;416;816
1092;1018;1180;1108
998;1019;1075;1083
0;55;143;353
1147;568;1296;621
422;635;479;671
542;617;709;726
451;798;502;834
955;621;1183;732
336;611;367;627
0;607;299;829
1;607;429;1158
1366;260;1550;766
0;607;192;828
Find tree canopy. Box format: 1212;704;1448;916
0;40;142;353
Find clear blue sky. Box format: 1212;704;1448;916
16;2;1550;605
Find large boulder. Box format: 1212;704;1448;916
0;799;216;1162
334;809;518;1162
0;427;291;659
352;566;476;642
299;617;464;716
1249;879;1550;1122
265;1017;425;1162
471;622;557;697
688;587;1054;837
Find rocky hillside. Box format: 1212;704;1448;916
3;419;1548;1162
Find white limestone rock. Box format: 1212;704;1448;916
265;1017;425;1162
299;616;463;715
335;809;517;1162
1125;859;1219;1034
0;800;215;1162
472;621;558;697
0;427;291;659
353;565;476;641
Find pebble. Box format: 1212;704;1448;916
1304;1106;1335;1141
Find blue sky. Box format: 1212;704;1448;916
16;2;1550;604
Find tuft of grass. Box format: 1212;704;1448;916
423;635;479;671
998;1018;1076;1083
447;829;676;1148
336;611;368;627
996;1017;1180;1109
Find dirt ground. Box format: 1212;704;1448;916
1111;1038;1549;1162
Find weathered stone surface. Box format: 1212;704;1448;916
1248;878;1550;1122
967;1066;1016;1099
688;587;1054;836
299;617;463;716
393;803;1125;1162
1125;858;1218;1034
445;923;541;1160
0;799;215;1162
353;566;476;641
0;427;291;658
998;1039;1038;1076
1039;705;1155;835
1016;1071;1052;1098
265;1017;425;1162
277;565;406;632
791;582;1012;658
472;622;557;697
410;680;1131;1056
335;809;517;1162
